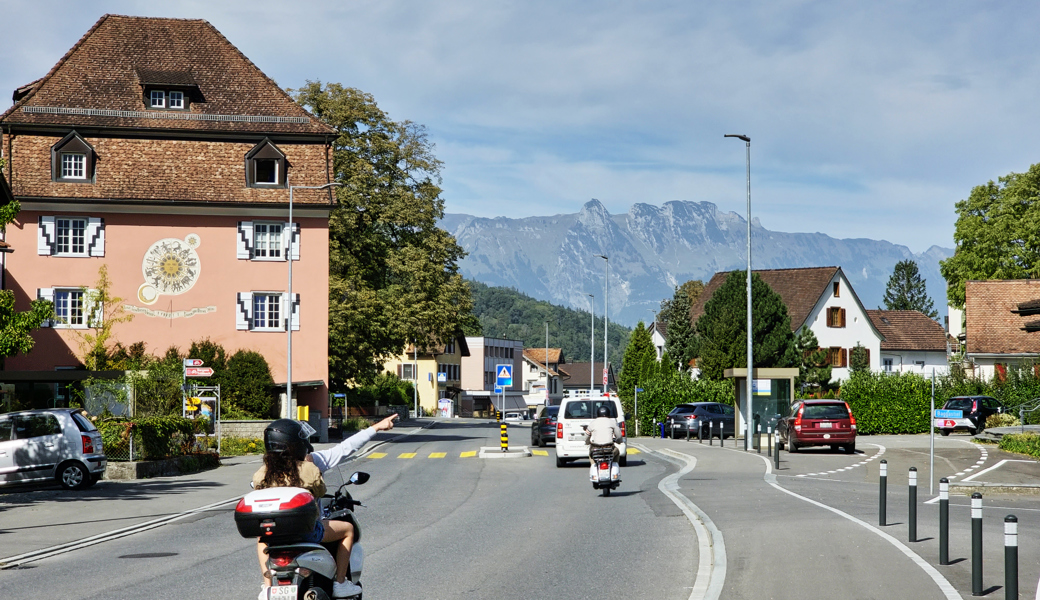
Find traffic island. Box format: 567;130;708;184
478;446;532;459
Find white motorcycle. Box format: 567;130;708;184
588;444;620;496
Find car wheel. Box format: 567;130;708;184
968;427;978;436
940;429;950;437
619;455;627;467
57;461;89;490
556;456;565;468
538;434;546;448
830;444;839;452
788;435;798;453
845;442;856;454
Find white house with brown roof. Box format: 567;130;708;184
648;321;666;360
521;348;567;408
866;310;949;375
963;280;1040;380
691;267;883;382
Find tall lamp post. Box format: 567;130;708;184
287;181;343;420
544;321;550;406
725;133;752;450
587;293;595;397
595;254;609;394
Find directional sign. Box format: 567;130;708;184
495;364;512;387
636;388;644;393
935;409;963;419
602;367;608;386
183;358;204;367
186;367;214;378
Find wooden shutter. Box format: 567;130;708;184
840;308;847;328
37;288;55;327
86;218;105;257
841;348;848;368
236;222;254;259
235;292;252;330
38;216;56;255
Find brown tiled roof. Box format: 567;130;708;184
965;280;1040;355
691;267;840;331
1;15;333;135
522;352;564;378
405;335;470;358
866;310;946;351
562;362;616;388
524;348;564;365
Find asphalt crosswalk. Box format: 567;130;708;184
365;448;642;460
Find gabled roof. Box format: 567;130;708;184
1;14;333;135
965;280;1040;355
691;267;842;330
521;352;565;378
405;334;471;358
523;348;564;366
866;310;947;352
562;362;616;388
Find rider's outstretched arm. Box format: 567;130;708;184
308;414;398;473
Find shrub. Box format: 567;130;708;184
986;413;1021;428
999;433;1040;458
96;415;200;460
213;436;264;456
341;416;371;432
223;350;275;418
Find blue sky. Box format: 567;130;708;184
4;1;1040;252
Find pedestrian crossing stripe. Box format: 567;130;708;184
398;453;416;459
460;451;477;458
429;452;446;458
531;450;549;456
368;452;387;459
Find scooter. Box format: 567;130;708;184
588;444;620;496
236;471;370;600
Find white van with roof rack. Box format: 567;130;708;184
554;393;627;468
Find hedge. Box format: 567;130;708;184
998;433;1040;459
96;415;203;460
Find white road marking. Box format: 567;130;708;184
960;459;1034;483
801;443;885;478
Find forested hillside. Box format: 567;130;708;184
465;280;631;371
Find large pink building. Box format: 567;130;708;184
0;15;336;417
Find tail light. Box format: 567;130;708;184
556;422;563;439
543;418;552;426
235;498;251;513
599;462;610;470
81;435;94;454
269;551;296;568
845;402;857;429
793;406;804;431
972;399;978;413
620;421;626;438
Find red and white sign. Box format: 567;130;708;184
183;359;204;367
602;367;608;386
186;367;214;377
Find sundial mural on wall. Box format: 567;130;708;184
127;233;216;320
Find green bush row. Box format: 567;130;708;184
97;415;202;460
998;433;1040;458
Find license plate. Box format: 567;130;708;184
569;433;583;440
270;586;297;600
823;434;831;439
820;422;833;428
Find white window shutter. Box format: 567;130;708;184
236;292;253;330
37;288;55;327
38;216;56;255
287;222;301;261
237;221;254;259
289;293;300;331
86;218;105;257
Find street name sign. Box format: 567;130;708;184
186;367;214;377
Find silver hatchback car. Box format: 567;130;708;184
0;408;107;490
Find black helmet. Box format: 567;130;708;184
597;406;609;418
264;419;313;460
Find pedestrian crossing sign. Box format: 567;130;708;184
496;364;512;387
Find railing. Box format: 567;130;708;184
1019;399;1040;434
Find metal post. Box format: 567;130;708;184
972;492;983;596
634;386;639;437
879;459;887;526
596;254;609;395
500;422;508;453
720;422;724;447
588;294;595;397
1005;515;1018;600
686;418;690;441
697;418;702;443
755;419;761;452
909;467;918;542
939;478;950;565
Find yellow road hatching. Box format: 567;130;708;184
429;452;447;458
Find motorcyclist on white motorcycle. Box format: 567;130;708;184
584;405;622;463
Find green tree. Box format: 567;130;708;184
940;163;1040;309
617;321;657;416
849;342;870;373
292;82;473;386
883;259;938;318
794;326;831;394
658;280;704;326
694;271;798;380
664;284;696;371
223;350;276;418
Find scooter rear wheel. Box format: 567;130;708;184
602;486;610;497
303;590;331;600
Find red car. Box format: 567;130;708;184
778;400;857;453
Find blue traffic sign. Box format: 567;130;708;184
636;388;644;392
495;364;513;387
494;385;503;394
935;409;963;419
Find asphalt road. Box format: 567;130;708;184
1;421;1038;599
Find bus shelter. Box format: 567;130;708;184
724;368;798;439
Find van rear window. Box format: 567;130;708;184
802;404;849;419
945;399;973;411
563;400;618;419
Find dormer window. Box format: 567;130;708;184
169;91;184;109
245;139;287;188
150;90;165;108
51;131;96;183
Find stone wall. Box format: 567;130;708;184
219;420;272;440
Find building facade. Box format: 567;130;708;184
382;336;469;416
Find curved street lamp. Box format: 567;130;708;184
725;134;752;450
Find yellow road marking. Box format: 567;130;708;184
531;450;549;456
398;453;416;459
460;451;477;458
429;452;446;458
368;452;387;459
628;448;641;454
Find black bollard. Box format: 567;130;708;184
697;418;702;443
909;467;918;542
972;492;983;596
709;421;714;446
773;429;780;469
939;478;949;565
720;421;724;447
879;459;887;527
1005;515;1018;600
767;426;772;457
756;423;762;454
686;417;691;441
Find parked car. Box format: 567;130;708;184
778;400;857;453
531;405;559;447
555;395;628;467
503;412;525;421
666;403;736;439
935;395;1006;436
0;408;106;489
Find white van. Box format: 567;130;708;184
554;395;627;467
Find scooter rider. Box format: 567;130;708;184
253;413;398;599
584;405;621;462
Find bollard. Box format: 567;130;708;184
697;418;703;443
1005;515;1018;600
767;426;772;457
908;467;918;542
686;418;691;441
756;424;762;454
720;422;724;447
500;422;508;452
972;492;983;596
709;421;714;446
879;459;887;527
939;478;949;565
659;422;665;438
773;429;780;469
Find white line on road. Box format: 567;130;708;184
648;446;726;600
960;459;1034;483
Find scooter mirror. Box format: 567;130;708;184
349;472;370;485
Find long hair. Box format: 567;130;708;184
259;442;305;489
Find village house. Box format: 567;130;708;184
521;347;567;410
961;279;1040;380
0;15;335;418
866;309;949;375
381;335;469;417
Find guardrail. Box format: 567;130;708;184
1019;398;1040;433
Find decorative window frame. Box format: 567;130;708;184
51;131;96;184
38;216;104;257
244;138;288;188
237;221;299;261
236;292;300;332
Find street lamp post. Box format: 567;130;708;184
595;254;609;394
725;133;752;450
544;321;550;406
588;293;595;397
287;181;343;420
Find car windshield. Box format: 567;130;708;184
802;404;849;419
718;404;735;416
945;398;973;411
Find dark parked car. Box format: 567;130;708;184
531;405;559;447
666;403;735;439
778;400;857;453
935;395;1005;436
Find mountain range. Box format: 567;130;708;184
441;200;953;327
